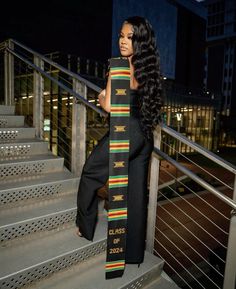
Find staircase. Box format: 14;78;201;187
0;104;179;289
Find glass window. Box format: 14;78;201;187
208;16;213;25
183;116;189;127
219;25;224;34
212;3;217;13
196;116;204;127
220;13;224;23
208;4;213;14
219;1;225;11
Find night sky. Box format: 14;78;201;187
0;0;113;61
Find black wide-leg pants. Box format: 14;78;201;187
76;125;153;263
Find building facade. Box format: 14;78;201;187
204;0;236;147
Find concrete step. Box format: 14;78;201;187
0;127;35;141
0;212;107;289
0;139;49;159
0;115;24;127
0;170;79;207
0;193;77;243
143;274;180;288
0;105;15;115
23;251;164;289
0;153;64;180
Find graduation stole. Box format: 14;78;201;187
105;58;130;279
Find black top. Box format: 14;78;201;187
130;89;140;117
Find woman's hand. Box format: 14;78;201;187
98;89;106;106
98;89;110;112
98;72;111;112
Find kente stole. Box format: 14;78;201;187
106;58;130;279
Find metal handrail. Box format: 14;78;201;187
154;147;236;209
161;123;236;174
8;39;102;94
151;126;236;289
7;47;107;117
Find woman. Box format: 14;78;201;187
76;16;162;276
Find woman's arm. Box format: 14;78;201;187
98;71;111;112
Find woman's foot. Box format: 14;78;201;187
76;227;83;237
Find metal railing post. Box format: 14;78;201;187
86;59;90;75
146;125;161;252
4;40;14;105
33;56;44;139
223;175;236;289
71;79;86;176
95;61;98;77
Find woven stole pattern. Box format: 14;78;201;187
106;58;130;279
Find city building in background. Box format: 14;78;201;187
203;0;236;147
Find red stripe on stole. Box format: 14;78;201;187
109;179;127;183
110;109;130;111
111;70;130;75
106;263;124;269
110;144;129;147
109;212;127;216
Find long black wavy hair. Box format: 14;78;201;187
122;16;163;139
